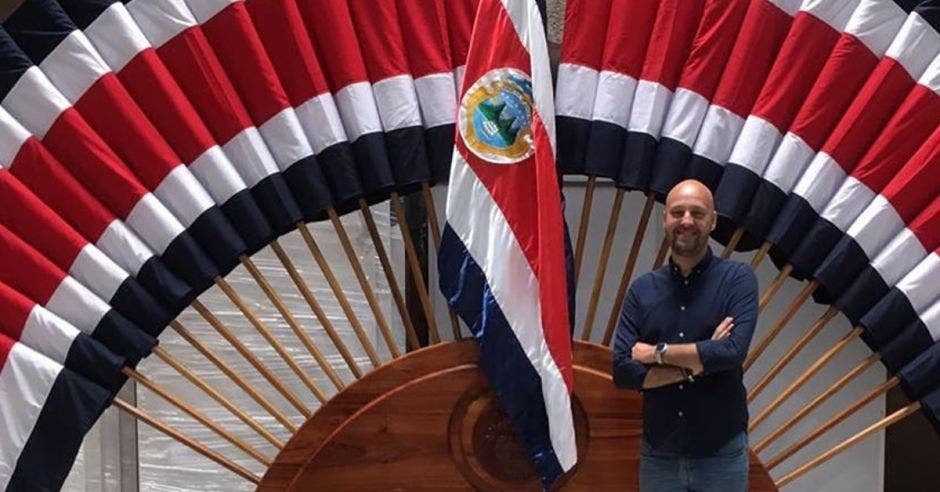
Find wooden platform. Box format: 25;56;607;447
260;340;777;491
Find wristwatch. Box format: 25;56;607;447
654;343;668;365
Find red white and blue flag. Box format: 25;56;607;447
438;0;577;487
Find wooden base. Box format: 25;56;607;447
260;341;777;491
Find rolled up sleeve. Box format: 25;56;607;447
612;286;648;390
696;265;758;374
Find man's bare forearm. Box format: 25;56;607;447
641;366;687;389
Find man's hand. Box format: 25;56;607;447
631;342;656;364
712;316;734;340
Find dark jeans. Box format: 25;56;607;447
639;432;749;492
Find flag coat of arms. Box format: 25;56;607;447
438;0;577;488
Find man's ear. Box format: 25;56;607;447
710;211;717;232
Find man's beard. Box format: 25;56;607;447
669;229;708;257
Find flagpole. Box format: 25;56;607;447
391;191;442;343
296;220;385;366
191;299;311;416
751;240;773;269
357;199;422;350
747;307;839;403
325;207;403;357
121;367;273;466
652;235;670;269
764;375;899;470
743;280;818;372
214;276;331;401
112;398;262;485
580;187;624;341
238;255;346;391
602;192;656;345
151;346;285;448
751;342;872;447
421;182;464;340
268;239;365;377
775;400;921;488
759;264;794;311
573;175;597;281
721;226;745;258
167;320;298;432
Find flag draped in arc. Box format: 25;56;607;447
0;0;480;489
556;0;940;438
439;0;577;488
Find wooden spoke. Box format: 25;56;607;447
215;277;329;402
239;255;345;391
268;240;363;378
721;227;745;258
168;321;297;432
191;300;311;416
297;220;383;366
358;200;421;351
749;327;863;436
765;375;899;470
112;398;261;485
775;400;920;488
325;208;403;357
421;183;463;340
754;351;879;453
759;264;793;312
573;175;597;281
390;191;442;343
652;234;670;270
581;188;625;341
122;368;272;466
748;307;838;403
743;280;817;372
601;193;656;345
152;346;285;449
751;241;772;269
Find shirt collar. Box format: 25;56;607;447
669;247;714;280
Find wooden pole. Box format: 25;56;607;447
581;188;625;341
573;175;597;281
297;220;383;366
239;255;345;391
358;200;421;350
601;193;656;345
721;227;745;258
765;375;899;470
743;280;817;372
152;346;285;449
390;191;442;343
168;321;297;432
652;234;670;269
215;276;329;402
268;240;363;378
751;240;772;269
759;264;793;312
748;307;838;403
753;350;878;453
112;398;261;484
775;400;921;488
325;208;403;357
420;183;463;340
749;327;863;436
191;299;311;416
122;367;272;466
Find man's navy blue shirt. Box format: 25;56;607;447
612;248;758;456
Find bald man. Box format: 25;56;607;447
613;179;758;492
